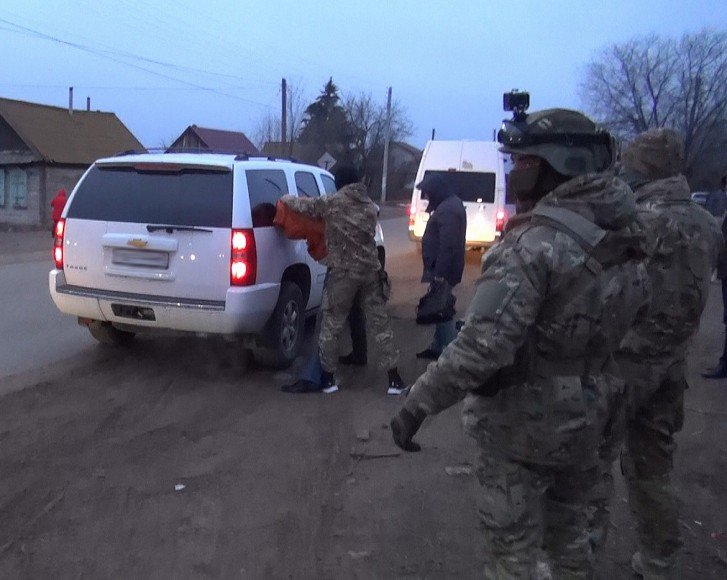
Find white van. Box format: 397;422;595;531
49;153;385;369
408;140;513;249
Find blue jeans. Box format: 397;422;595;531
299;296;367;384
428;318;457;354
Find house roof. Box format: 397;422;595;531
174;125;259;155
0;96;144;165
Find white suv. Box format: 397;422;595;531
49;153;385;368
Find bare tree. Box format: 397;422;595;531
253;82;307;152
580;29;726;182
343;91;413;187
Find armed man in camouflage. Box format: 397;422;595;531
614;129;722;578
280;166;407;395
391;102;651;578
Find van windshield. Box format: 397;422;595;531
66;165;233;228
421;170;495;203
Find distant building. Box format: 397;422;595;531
168;125;259;156
0;96;144;228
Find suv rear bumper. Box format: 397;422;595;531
49;270;279;334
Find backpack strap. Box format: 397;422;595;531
530;205;607;274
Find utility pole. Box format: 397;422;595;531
281;78;287;148
380;86;392;203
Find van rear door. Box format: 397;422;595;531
63;162;233;302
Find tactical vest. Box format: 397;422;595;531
474;205;647;397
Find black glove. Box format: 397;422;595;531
390;408;426;452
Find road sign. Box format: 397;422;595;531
318;152;336;170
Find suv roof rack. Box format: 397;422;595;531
113;148;313;168
233;154;300;163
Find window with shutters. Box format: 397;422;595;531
7;167;27;209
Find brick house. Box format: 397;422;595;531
168;125;259;155
0;96;144;229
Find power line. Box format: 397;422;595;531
0;15;272;108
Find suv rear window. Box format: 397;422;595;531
421;170;495;203
246;169;289;227
67;165;233;227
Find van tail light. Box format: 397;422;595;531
495;210;506;233
230;229;257;286
53;218;65;269
409;204;416;227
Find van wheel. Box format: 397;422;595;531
88;321;136;346
253;281;304;369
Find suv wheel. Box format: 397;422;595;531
88;321;136;346
253;281;304;369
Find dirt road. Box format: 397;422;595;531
1;230;726;578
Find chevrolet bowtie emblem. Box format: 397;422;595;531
127;239;148;248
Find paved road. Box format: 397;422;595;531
0;218;725;578
0;260;95;384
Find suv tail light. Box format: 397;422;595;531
409;204;416;227
495;210;506;233
53;218;65;269
230;229;257;286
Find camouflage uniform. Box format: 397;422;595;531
281;184;399;372
404;173;650;578
612;130;722;577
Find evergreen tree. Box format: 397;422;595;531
298;78;354;163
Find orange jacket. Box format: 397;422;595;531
273;200;327;261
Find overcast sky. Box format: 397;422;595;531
1;0;724;150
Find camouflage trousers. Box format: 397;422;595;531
476;447;600;579
319;268;398;373
620;357;687;577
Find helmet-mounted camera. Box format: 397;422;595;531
503;90;530;120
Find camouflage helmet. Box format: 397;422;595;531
621;128;684;180
498;108;615;177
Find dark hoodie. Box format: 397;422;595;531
419;175;467;286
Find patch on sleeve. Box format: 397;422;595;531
467;280;516;319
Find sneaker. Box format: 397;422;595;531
281;379;321;394
387;376;408;396
321;373;339;394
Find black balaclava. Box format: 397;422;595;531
509;158;568;213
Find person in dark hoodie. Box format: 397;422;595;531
415;174;467;360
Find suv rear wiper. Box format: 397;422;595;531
146;224;213;233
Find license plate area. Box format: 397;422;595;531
112;248;169;269
111;304;156;321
